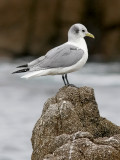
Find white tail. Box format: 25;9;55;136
21;70;46;79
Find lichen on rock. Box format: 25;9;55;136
31;86;120;160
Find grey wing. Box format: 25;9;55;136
30;44;84;71
28;56;45;67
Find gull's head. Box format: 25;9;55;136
68;23;94;42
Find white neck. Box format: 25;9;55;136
68;38;88;53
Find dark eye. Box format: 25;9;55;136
82;29;85;32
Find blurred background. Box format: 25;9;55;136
0;0;120;61
0;0;120;160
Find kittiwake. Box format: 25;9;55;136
12;23;95;85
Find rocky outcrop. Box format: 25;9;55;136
31;86;120;160
0;0;120;60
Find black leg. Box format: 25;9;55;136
62;75;66;85
65;74;69;85
65;74;76;87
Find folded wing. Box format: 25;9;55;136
30;44;84;71
13;43;84;75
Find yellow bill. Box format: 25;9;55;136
86;32;95;38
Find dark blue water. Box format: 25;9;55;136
0;59;120;160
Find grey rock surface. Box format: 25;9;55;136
31;86;120;160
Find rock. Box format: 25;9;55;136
97;0;120;61
31;86;120;160
0;0;31;56
100;29;120;61
28;0;58;55
99;0;120;27
84;0;120;61
0;0;84;56
0;0;120;60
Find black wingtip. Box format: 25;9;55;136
16;64;28;68
12;68;29;74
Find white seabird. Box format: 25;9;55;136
13;23;94;85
